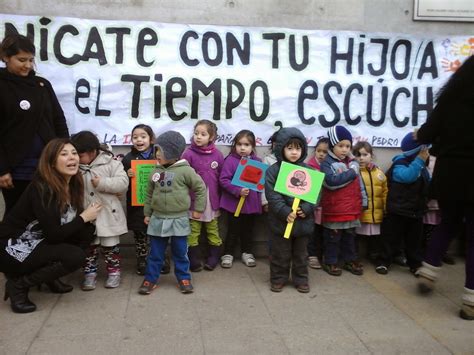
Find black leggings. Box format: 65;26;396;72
0;242;86;277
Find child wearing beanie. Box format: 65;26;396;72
138;131;206;295
375;132;430;275
320;125;367;276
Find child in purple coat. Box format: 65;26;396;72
219;130;263;268
182;120;224;271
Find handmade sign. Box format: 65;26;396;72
231;158;268;217
131;160;157;206
274;162;325;238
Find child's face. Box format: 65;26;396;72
332;140;351;160
283;144;302;163
193;124;212;147
314;142;328;163
155;148;172;166
132;128;152;152
355;147;372;168
78;150;97;165
235;136;253;157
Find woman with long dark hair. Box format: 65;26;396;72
0;139;101;313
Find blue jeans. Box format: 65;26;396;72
145;236;190;283
323;228;356;265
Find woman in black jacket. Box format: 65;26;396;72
415;55;474;320
0;138;101;313
0;34;69;214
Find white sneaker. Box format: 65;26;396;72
105;272;121;288
82;273;97;291
308;256;322;269
220;254;233;268
241;253;256;267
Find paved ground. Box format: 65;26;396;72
1;248;473;355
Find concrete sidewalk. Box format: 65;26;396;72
1;251;473;355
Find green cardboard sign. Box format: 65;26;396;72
131;160;157;206
274;161;325;204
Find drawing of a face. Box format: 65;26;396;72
290;170;307;187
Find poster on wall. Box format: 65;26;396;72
0;14;472;147
414;0;474;22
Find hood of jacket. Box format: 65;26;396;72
80;151;114;171
274;127;308;164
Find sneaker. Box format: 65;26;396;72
375;265;388;275
241;253;256;267
460;304;474;320
343;261;364;276
81;273;97;291
105;272;121;288
270;283;285;292
308;256;322;269
295;283;310;293
138;280;157;295
220;254;233;268
322;263;342;276
178;279;194;294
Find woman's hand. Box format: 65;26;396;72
80;202;102;222
144;216;150;225
240;188;249;197
0;173;14;189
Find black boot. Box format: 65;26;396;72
188;246;203;272
3;277;37;314
42;279;73;293
204;245;221;271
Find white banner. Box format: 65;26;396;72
1;14;472;147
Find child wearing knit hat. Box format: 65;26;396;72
138;131;207;295
375;132;430;275
319;125;367;276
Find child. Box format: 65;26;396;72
219;130;263;268
265;127;315;292
261;130;280;211
306;137;329;269
71;131;129;290
376;133;429;275
352;141;388;263
320;126;367;276
138;131;206;295
122;124;161;275
182;119;224;271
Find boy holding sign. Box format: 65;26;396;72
265;128;317;293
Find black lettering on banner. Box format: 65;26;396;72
412;87;433;126
82;27;107;65
105;27;131;64
166;77;187;121
357;34;366;75
226;32;250;65
390;87;411;127
179;31;199;66
262;33;285;69
318;81;342;127
191;78;222;119
390;40;411;80
39;17;51;61
95;79;111;116
249;80;269;121
226;79;245;119
366;79;388;127
368;38;389;76
297;80;318;125
121;74;150;118
136;27;158;67
75;78;91;114
154;74;162;118
344;83;363;124
3;22;35;42
202;32;223;66
330;36;353;74
53;25;81;65
418;42;438;79
289;35;309;71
